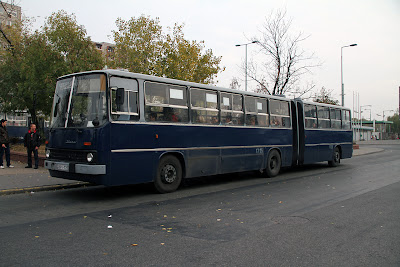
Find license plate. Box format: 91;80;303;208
54;163;69;172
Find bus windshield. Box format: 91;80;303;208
50;74;107;128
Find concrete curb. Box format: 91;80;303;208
357;140;400;146
353;148;384;157
0;182;93;196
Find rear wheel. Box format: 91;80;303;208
328;147;341;167
265;150;281;178
154;155;182;193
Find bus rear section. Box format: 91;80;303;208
292;100;353;167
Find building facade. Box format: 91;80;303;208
0;2;21;27
0;2;21;51
93;41;115;60
355;120;395;140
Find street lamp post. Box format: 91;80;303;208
376;110;394;139
360;105;372;121
383;109;394;135
341;43;357;106
382;109;394;122
236;41;258;91
363;108;372;121
360;105;371;140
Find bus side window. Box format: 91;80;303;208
110;76;139;121
145;82;188;123
304;104;317;129
330;108;342;129
342;110;351;129
317;106;330;129
270;100;291;128
191;88;219;125
246;115;257;126
245;96;268;127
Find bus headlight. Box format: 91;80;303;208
87;153;94;163
45;149;50;158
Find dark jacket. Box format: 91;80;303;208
0;126;10;145
24;130;41;149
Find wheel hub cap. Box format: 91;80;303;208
270;158;276;169
163;164;176;184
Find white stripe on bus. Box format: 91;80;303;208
111;144;293;153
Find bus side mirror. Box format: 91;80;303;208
116;88;125;105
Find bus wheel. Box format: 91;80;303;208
154;155;182;193
265;150;281;178
328;147;340;167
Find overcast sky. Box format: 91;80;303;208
17;0;400;120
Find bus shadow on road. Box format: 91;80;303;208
58;162;346;201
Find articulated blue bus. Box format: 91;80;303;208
44;70;353;193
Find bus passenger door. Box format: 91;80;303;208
291;101;299;166
296;101;305;165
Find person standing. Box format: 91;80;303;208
0;119;14;169
24;123;41;169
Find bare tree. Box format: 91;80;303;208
290;81;316;99
229;77;241;90
313;87;339;105
247;9;320;96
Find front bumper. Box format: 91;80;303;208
45;160;106;175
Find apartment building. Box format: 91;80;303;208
93;41;115;59
0;2;21;27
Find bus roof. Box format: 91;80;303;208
58;69;350;110
301;99;351;111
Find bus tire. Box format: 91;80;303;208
328;147;340;167
265;150;281;178
154;155;182;193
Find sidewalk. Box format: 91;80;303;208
0;160;91;195
353;146;384;156
357;140;400;145
0;143;389;195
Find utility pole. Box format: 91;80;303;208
236;41;258;91
341;44;357;106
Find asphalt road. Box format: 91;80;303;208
1;144;399;266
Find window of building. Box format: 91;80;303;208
270;100;291;128
145;82;188;123
110;76;139;121
220;93;243;125
191;88;219;124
